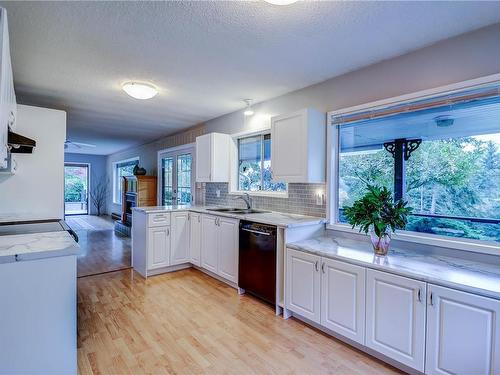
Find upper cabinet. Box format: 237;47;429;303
271;108;325;183
195;132;231;182
0;8;16;170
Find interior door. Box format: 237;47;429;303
160;149;194;205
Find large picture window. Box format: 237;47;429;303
113;158;139;204
237;133;286;193
334;85;500;244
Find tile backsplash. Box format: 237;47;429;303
203;183;326;217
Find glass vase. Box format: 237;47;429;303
369;226;391;256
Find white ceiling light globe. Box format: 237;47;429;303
122;82;158;100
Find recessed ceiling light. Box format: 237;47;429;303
122;82;158;100
264;0;298;5
243;99;254;116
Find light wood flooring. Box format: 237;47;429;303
77;268;404;375
66;215;131;278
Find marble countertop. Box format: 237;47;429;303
0;213;60;224
287;236;500;300
133;205;327;228
0;231;80;264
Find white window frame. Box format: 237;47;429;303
229;128;288;198
156;143;196;206
112;156;139;204
327;73;500;256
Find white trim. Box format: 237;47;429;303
112;156;139;204
327;74;500;256
228;127;289;198
327;223;500;256
157;145;196;205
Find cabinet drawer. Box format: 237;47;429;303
148;212;170;227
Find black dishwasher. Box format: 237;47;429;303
239;221;277;305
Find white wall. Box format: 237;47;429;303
0;105;66;219
203;23;500;135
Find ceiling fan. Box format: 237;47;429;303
64;140;97;149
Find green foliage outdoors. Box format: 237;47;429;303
343;184;412;238
339;137;500;242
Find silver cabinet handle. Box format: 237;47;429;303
417;288;422;302
166;228;170;236
315;260;319;272
241;228;270;236
198;215;201;223
429;292;434;306
321;262;325;273
187;213;190;221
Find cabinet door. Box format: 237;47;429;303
189;213;202;266
321;258;365;344
217;217;238;283
0;10;8;169
170;211;190;265
147;226;170;270
286;248;321;323
366;269;426;372
426;284;500;375
195;133;211;182
201;215;218;273
271;110;307;182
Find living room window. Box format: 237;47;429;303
113;158;139;204
236;132;286;194
329;82;500;250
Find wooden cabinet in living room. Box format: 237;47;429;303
365;269;426;372
189;212;201;266
425;284;500;375
286;248;321;323
170;211;190;265
271;108;325;183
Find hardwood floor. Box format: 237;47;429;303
67;215;131;278
77;268;404;375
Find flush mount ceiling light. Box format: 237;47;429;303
122;82;158;100
243;99;254;116
264;0;298;5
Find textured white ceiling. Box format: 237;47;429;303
2;1;500;155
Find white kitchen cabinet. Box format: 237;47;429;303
0;8;16;170
148;226;171;270
170;211;190;265
321;258;365;344
195;132;231;182
217;216;239;283
366;269;426;372
271;108;325;183
425;284;500;375
286;248;321;323
189;212;202;266
201;214;218;273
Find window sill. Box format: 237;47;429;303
326;223;500;257
228;190;289;199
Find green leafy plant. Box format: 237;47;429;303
343;184;412;238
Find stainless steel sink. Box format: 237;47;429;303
206;207;237;212
205;208;270;214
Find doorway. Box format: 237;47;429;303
158;146;195;205
64;163;89;215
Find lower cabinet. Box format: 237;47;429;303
189;212;202;266
201;215;218;273
425;284;500;375
217;217;238;283
148;226;171;270
321;258;365;344
200;214;238;283
170;211;190;265
366;269;426;372
286;248;321;323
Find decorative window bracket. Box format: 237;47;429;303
383;138;422;160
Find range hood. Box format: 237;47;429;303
8;130;36;154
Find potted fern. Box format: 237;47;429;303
343;184;412;256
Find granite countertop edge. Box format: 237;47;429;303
132;205;327;228
287;237;500;301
